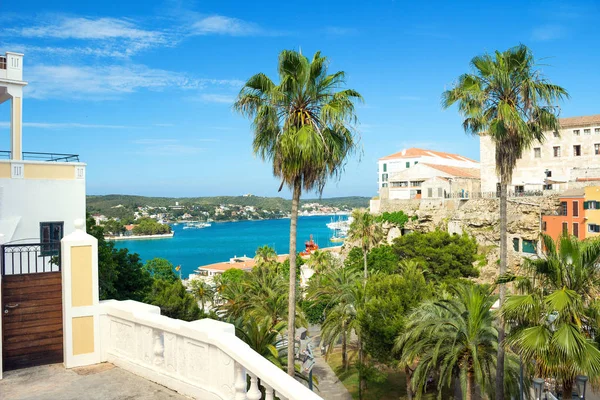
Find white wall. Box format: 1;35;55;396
0;174;86;244
480;124;600;192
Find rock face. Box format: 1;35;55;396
379;195;561;284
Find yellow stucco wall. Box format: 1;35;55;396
585;186;600;237
24;164;75;180
72;316;95;355
12;97;22;160
0;163;10;178
71;245;93;307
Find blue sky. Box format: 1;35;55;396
1;1;599;198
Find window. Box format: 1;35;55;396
573;145;581;156
560;202;568;216
584;201;600;210
595;144;600;155
515;185;525;194
381;183;388;188
553;131;560;138
410;181;423;187
391;181;408;188
522;240;536;254
596;128;600;134
562;222;569;235
414;161;418;165
573;201;579;217
588;224;600;233
382;173;388;182
512;238;520;252
383;163;387;172
405;162;410;168
584;129;591;135
40;221;63;256
534;148;541;158
545;170;552;178
438;188;443;198
574;129;580;136
543;184;553;190
553;146;561;157
427;188;433;197
542;221;547;231
573;222;579;238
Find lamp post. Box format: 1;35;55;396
533;378;545;400
576;375;588;399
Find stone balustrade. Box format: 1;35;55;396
99;300;322;400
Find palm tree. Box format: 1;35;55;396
395;284;503;400
188;279;214;312
306;250;336;273
233;317;287;367
501;234;600;397
347;208;383;283
442;45;568;396
235;50;362;375
255;245;278;265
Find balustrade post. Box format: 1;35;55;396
246;373;262;400
263;383;275;400
234;362;247;400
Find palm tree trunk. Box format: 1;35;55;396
342;321;348;371
405;365;413;400
466;370;474;400
563;378;574;400
496;179;508;400
287;177;301;376
362;246;368;284
358;335;365;400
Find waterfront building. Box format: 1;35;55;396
480;114;600;193
377;148;480;200
542;186;600;240
193;254;289;281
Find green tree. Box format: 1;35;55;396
234;49;361;376
374;211;411;227
221;268;245;285
146;279;201;321
442;45;568;396
396;284;506;400
348;208;384;283
143;258;178;282
306;250;336;273
345;245;399;275
87;215;152;301
501;234;600;397
102;219;125;235
233;317;287;367
188;279;214;311
133;218;171;235
392;230;478;281
254;245;278;265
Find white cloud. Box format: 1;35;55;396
24;64;243;100
531;25;566;41
191;15;262;36
192;94;235;104
0;121;128;129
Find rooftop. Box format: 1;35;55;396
559;114;600;128
198;254;289;272
379;147;478;163
421;163;481;179
559;188;585;198
0;363;187;400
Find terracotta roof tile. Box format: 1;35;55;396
560;114;600;128
421;163;481;178
380;148;478;163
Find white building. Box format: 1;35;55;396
0;52;86;254
377;148;480;199
480;114;600;193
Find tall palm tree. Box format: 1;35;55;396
395;284;504;400
188;279;214;311
501;234;600;397
347;208;383;283
306;249;336;273
235;50;362;375
442;45;568;396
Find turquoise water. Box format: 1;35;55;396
113;215;343;278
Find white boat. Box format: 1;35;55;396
326;215;353;231
183;221;212;229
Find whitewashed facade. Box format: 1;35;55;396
479;115;600;192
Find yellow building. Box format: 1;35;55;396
584;186;600;238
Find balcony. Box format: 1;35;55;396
0;151;80;162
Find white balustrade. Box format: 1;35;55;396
99;300;322;400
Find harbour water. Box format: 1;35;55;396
113;215;344;278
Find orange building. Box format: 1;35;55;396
542;186;600;240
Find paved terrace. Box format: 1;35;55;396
0;363;188;400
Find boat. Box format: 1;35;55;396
326;215;353;231
183;221;212;229
300;235;319;256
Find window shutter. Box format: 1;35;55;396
596;201;600;209
584;201;589;210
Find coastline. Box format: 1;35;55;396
106;232;174;241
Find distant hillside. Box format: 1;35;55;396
86;194;370;218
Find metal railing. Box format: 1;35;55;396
443;190;548;199
0;151;80;162
0;56;6;69
1;241;61;275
